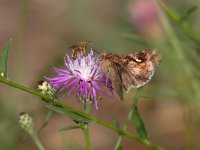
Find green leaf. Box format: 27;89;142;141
0;39;12;78
39;110;54;130
47;105;93;124
132;105;148;139
59;125;80;132
157;0;179;22
179;6;198;22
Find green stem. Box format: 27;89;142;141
0;77;164;150
82;103;92;150
82;124;92;150
114;88;143;150
30;131;45;150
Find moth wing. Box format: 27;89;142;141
120;67;137;92
122;50;161;90
107;65;124;100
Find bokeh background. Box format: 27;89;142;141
1;0;200;150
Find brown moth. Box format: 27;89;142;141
69;42;88;59
100;49;161;100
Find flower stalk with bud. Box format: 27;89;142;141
19;112;45;150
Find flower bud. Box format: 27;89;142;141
38;80;55;97
19;112;33;134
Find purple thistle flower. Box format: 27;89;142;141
46;50;112;110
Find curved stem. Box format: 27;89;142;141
0;77;164;150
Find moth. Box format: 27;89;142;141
100;49;161;100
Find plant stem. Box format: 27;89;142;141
114;88;143;150
30;131;45;150
82;124;92;150
82;103;92;150
0;77;165;150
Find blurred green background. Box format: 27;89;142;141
1;0;200;149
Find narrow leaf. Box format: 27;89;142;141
179;6;198;22
157;0;179;22
0;39;12;78
131;88;148;139
59;125;80;132
39;110;54;130
47;105;93;124
132;105;148;139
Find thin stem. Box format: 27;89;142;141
0;77;164;150
82;103;92;150
82;124;92;150
30;131;45;150
114;88;143;150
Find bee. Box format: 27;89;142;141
69;42;90;59
69;41;102;59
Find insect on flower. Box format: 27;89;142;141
46;50;112;110
69;42;161;101
99;49;161;100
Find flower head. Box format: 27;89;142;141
37;80;55;97
19;112;34;134
46;50;112;110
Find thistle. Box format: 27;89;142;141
47;50;112;110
